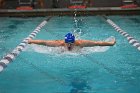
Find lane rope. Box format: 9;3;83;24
102;16;140;51
0;17;52;72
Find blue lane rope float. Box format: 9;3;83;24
102;16;140;51
0;17;52;72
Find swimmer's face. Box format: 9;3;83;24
66;43;74;51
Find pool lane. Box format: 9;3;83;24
0;17;52;72
0;16;140;93
102;16;140;51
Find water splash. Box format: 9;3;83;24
25;44;110;56
72;15;83;40
73;28;82;40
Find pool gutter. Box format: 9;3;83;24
0;7;140;17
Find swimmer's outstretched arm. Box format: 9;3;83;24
28;40;64;47
77;39;116;47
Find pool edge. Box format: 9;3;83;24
0;7;140;17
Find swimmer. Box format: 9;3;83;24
28;33;116;51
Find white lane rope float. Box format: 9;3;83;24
102;16;140;51
0;16;52;72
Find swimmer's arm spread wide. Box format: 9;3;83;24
28;40;64;47
77;40;116;47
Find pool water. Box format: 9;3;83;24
0;17;44;58
0;16;140;93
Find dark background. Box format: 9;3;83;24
1;0;140;9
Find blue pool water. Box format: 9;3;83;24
0;16;140;93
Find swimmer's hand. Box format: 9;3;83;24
105;36;116;46
110;38;116;45
28;39;33;44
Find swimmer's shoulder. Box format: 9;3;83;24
54;40;65;46
75;40;83;46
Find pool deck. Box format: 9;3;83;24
0;7;140;17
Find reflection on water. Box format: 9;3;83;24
0;19;26;40
8;25;17;29
70;79;91;93
129;18;140;23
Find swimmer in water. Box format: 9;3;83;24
28;33;116;51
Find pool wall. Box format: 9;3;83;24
2;0;140;9
0;0;123;9
0;7;140;17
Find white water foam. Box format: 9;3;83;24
25;36;115;56
0;65;4;72
73;28;82;40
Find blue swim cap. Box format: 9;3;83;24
65;33;75;43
